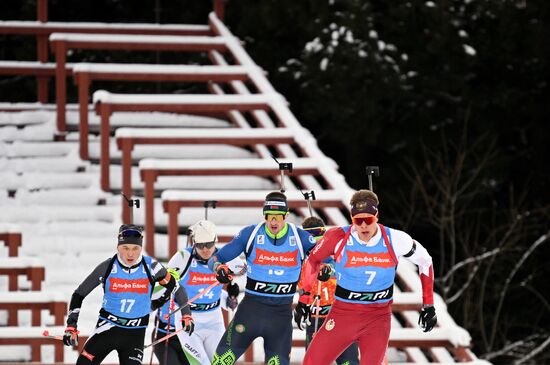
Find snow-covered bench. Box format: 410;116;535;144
73;63;251;160
160;189;349;257
0;326;88;362
117;127;297;219
49;32;229;134
93;90;283;192
0;291;67;326
0;20;209;104
0;257;45;291
0;224;22;257
138;157;328;252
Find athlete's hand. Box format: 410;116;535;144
182;314;195;336
62;326;79;347
214;263;233;284
226;282;240;310
418;305;437;332
317;264;333;282
151;293;170;311
293;301;311;330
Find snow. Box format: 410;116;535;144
115;126;294;138
463;44;477;56
0;257;44;268
0;291;66;302
93;90;284;105
139;157;327;170
49;33;225;45
0;20;209;32
73;62;248;75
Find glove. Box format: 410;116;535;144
226;282;239;310
214;263;233;284
226;282;240;297
151;293;170;311
226;295;238;310
182;314;195;336
62;326;79;347
317;264;333;282
293;301;311;330
418;305;437;332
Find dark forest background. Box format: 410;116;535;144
1;1;549;363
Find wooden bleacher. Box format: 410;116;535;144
73;63;250;160
116;126;297;219
160;189;350;257
0;257;46;291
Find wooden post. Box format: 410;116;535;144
121;139;134;223
76;73;91;160
213;0;226;21
143;171;158;255
36;0;49;103
7;308;18;326
167;202;180;258
98;104;112;192
53;41;67;133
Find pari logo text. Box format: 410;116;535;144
253;248;298;267
109;278;149;293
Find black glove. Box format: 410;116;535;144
418;305;437;332
226;295;238;310
226;282;240;297
214;263;233;284
317;264;333;282
151;292;171;311
62;326;79;347
293;301;311;330
182;315;195;336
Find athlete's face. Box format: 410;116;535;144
265;214;286;235
194;242;216;260
351;213;378;242
117;244;142;266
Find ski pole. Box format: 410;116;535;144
313;281;322;334
301;190;316;216
41;330;63;341
272;156;293;193
164;281;219;319
149;309;160;365
144;327;185;349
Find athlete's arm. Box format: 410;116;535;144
172;285;192;316
167;249;192;277
208;225;256;270
391;229;434;305
67;258;110;327
297;227;318;254
299;228;343;300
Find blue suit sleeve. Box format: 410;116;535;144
208;224;256;271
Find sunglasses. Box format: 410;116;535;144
303;226;326;238
265;214;286;222
351;216;377;226
119;229;143;239
195;241;216;249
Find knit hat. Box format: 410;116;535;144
118;224;143;246
263;191;289;215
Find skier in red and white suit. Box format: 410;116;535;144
300;189;438;365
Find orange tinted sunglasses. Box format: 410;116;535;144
351;216;377;226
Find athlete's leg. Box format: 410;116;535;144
177;330;210;365
153;334;191;365
305;317;325;349
212;297;261;365
116;328;149;365
303;303;361;365
356;307;391;365
75;322;116;365
261;304;293;365
336;341;360;365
